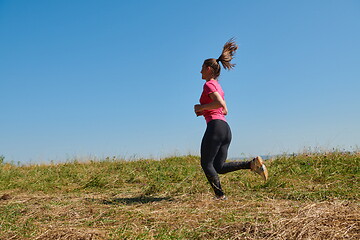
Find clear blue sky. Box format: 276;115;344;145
1;0;359;164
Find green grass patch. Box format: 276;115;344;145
0;153;359;200
0;152;359;239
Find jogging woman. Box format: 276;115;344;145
194;39;268;200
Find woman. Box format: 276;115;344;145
194;39;268;200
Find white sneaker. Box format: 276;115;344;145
213;195;227;200
250;156;268;181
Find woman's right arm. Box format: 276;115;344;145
194;91;228;116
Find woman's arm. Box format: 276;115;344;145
194;92;228;116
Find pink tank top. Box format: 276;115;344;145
199;79;226;123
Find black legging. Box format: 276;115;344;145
201;119;250;197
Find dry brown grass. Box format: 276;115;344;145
267;200;359;240
1;191;359;240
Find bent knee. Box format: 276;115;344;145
214;165;225;174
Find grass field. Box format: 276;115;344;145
0;152;359;239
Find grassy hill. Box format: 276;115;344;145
0;152;359;239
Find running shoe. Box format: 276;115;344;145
250;156;268;181
213;195;227;200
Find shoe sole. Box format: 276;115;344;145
254;164;268;181
252;156;269;181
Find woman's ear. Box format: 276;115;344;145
205;66;212;74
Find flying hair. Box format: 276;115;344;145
217;38;238;70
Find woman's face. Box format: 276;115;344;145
201;64;212;80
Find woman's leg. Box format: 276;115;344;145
214;145;251;174
213;123;251;174
200;120;227;197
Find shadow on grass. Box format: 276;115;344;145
86;196;173;205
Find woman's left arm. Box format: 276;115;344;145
194;92;228;115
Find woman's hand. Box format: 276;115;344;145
194;104;203;116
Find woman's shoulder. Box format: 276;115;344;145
205;79;222;89
203;80;222;94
